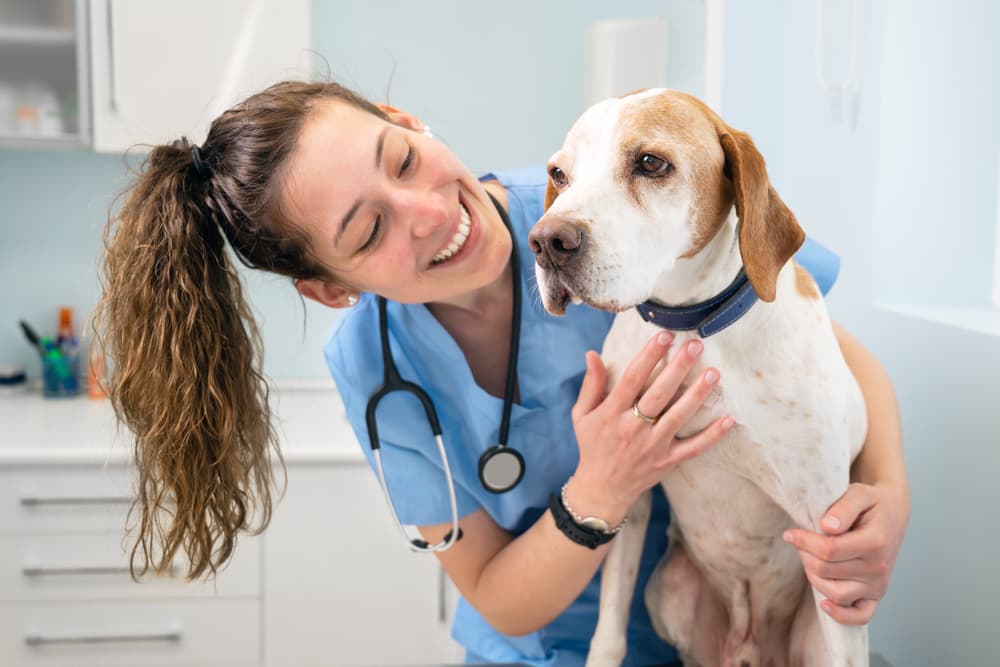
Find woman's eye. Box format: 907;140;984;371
549;166;568;187
399;145;414;176
360;216;381;252
637;154;673;177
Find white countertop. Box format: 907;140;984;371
0;379;365;465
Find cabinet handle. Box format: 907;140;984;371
106;0;118;112
438;564;447;623
22;564;181;577
23;565;130;577
25;630;181;646
19;495;133;507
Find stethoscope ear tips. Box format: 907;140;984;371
479;445;525;493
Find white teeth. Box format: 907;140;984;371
432;204;473;264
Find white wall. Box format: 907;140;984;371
725;1;1000;664
310;0;706;174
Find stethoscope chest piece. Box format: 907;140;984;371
478;445;525;493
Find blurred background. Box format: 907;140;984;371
0;1;997;666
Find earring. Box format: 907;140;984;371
347;294;359;306
421;126;433;138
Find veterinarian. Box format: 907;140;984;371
97;80;910;667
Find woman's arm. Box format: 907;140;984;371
783;320;911;625
419;331;731;636
419;506;605;636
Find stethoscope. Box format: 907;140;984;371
365;193;524;552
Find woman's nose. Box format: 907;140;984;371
391;188;449;238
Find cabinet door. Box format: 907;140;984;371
88;0;310;153
263;463;462;667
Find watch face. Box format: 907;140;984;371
580;517;612;533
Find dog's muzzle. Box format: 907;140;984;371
528;218;584;271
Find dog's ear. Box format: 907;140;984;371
543;176;559;212
719;129;805;302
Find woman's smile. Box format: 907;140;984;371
431;200;473;265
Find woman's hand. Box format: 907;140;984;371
783;481;910;625
567;331;734;524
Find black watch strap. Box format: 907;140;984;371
548;493;616;550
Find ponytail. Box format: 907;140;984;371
96;140;279;581
95;79;388;581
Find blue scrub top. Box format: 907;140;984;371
324;165;840;667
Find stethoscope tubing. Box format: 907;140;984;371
365;192;521;552
373;435;462;552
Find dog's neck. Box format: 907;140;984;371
649;210;745;308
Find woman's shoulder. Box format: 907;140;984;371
481;165;548;241
323;297;382;402
795;236;841;296
480;165;547;191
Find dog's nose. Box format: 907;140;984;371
528;220;584;270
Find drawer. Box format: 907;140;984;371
0;532;261;602
0;598;260;666
0;466;135;534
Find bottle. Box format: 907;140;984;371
56;307;75;347
88;351;107;400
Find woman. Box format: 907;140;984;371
97;80;909;667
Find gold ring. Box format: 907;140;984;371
632;400;658;425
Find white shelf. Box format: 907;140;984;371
0;25;75;46
0;131;87;150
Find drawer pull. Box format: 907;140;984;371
23;565;131;577
25;630;182;646
23;564;182;577
20;495;133;507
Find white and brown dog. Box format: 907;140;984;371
528;89;868;667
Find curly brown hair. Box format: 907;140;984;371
94;80;388;581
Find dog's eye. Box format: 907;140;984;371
637;154;673;177
549;166;568;188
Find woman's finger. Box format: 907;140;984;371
782;525;870;563
634;338;704;420
820;597;877;626
651;366;720;439
572;351;606;422
656;415;733;470
805;569;870;609
797;547;869;582
819;483;878;535
606;331;673;411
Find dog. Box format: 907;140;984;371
528;89;869;667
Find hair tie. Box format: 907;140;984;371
190;143;211;180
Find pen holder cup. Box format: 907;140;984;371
41;348;81;398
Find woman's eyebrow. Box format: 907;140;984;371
335;126;392;247
374;125;389;169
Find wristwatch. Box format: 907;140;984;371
547;480;627;550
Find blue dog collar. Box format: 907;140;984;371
634;268;759;337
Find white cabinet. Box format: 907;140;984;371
263;462;463;667
0;0;91;148
1;389;464;667
88;0;310;152
0;0;311;151
0;464;262;667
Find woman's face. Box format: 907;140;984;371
283;99;512;306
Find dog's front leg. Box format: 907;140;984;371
774;462;870;667
586;489;653;667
